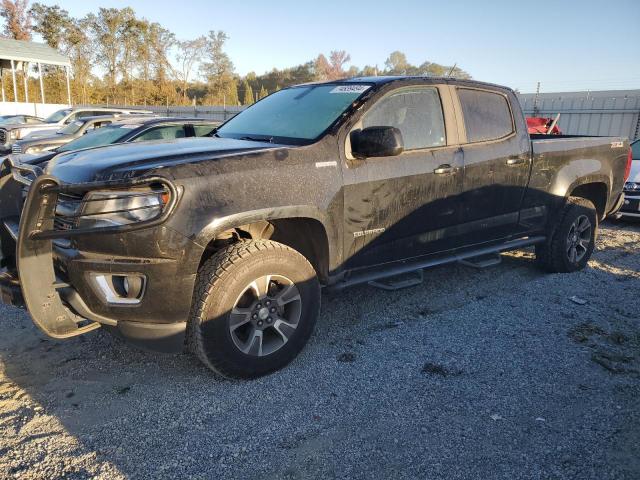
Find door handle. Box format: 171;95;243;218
434;164;455;175
506;157;527;166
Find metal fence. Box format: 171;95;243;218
518;90;640;141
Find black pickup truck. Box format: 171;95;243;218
0;77;631;378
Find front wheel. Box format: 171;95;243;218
188;240;320;379
535;196;598;273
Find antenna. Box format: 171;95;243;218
446;63;457;77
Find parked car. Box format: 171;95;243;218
7;117;219;166
11;115;125;155
0;77;630;379
619;138;640;219
0;115;43;125
0;107;152;153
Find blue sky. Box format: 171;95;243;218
35;0;640;93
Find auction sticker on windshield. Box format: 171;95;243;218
330;85;370;94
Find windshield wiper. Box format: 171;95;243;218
239;135;273;143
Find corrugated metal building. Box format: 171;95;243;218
518;89;640;141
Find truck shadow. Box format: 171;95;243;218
0;223;638;478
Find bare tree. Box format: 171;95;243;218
327;50;350;80
177;35;207;103
1;0;31;40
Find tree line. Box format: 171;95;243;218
0;1;471;107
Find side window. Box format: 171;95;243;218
64;112;79;123
132;125;187;142
75;111;95;119
458;88;513;143
361;87;446;150
193;124;217;137
86;120;111;132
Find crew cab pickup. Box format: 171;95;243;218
0;77;631;379
0;107;151;153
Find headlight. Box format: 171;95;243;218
9;130;18;139
74;190;169;229
624;182;640;192
25;146;44;154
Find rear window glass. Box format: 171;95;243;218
458;88;513;143
632;139;640;159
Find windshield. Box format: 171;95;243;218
44;109;71;123
216;84;371;144
57;124;131;152
58;120;85;135
0;116;19;125
632;139;640;160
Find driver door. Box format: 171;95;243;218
342;85;464;269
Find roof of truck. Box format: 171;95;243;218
296;76;513;92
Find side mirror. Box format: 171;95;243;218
350;126;404;158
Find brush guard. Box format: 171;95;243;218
10;173;178;338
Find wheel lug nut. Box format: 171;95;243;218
257;320;263;326
252;314;257;319
267;317;272;323
256;303;262;309
270;307;276;313
265;300;271;306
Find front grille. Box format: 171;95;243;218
54;192;84;231
0;129;6;145
11;144;21;154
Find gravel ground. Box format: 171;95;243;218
1;220;639;480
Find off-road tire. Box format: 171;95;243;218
535;196;598;273
188;240;320;379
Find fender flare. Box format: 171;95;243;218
193;205;342;273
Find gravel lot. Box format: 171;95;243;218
1;220;639;479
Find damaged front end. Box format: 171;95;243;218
0;156;179;339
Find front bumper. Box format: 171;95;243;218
0;167;192;353
619;192;640;218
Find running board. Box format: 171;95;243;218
329;236;545;291
458;254;502;269
368;270;424;291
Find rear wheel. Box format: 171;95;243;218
188;240;320;379
535;196;598;273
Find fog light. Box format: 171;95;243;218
91;273;146;305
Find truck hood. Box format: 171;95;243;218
22;128;64;140
1;123;58;139
47;136;284;183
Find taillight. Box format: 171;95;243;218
624;147;632;181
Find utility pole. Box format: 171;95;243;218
533;81;541;117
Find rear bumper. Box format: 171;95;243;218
0;171;191;353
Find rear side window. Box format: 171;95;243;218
193;124;217;137
362;87;446;150
132;125;187;142
458;88;513;143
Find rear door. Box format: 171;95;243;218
455;87;531;242
342;84;464;268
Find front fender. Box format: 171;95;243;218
193;205;342;272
